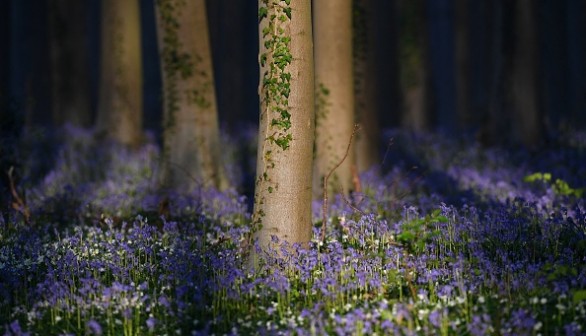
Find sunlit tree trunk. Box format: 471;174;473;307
353;0;380;173
252;0;315;252
314;0;355;196
48;0;91;128
97;0;143;147
397;0;429;132
155;0;227;191
511;0;542;147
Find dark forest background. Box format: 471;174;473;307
2;0;584;145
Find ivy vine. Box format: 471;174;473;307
253;0;293;230
157;0;211;129
259;0;293;151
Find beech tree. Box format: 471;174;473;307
454;0;470;130
314;0;355;196
397;0;429;132
353;0;380;173
511;0;542;147
155;0;227;190
252;0;315;251
48;0;91;128
96;0;143;147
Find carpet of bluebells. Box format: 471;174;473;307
1;126;586;335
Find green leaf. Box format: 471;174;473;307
258;6;268;21
397;231;415;242
524;172;552;183
283;0;291;5
573;290;586;304
436;215;449;223
284;7;292;19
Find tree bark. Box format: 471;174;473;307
97;0;143;147
155;0;227;191
314;0;355;196
353;0;380;173
252;0;315;251
512;0;542;147
48;0;92;128
397;0;429;132
454;0;470;130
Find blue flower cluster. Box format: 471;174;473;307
1;127;585;335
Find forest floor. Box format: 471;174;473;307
1;126;585;335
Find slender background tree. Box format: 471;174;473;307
48;0;92;128
511;0;542;148
397;0;429;132
353;0;381;173
155;0;227;191
96;0;143;147
314;0;355;196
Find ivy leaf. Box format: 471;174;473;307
258;6;268;21
284;7;292;19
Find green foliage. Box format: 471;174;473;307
573;290;586;304
397;209;447;254
524;172;584;197
524;172;552;183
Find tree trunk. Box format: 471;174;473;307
97;0;143;147
353;0;380;173
483;0;511;146
427;0;457;133
314;0;355;196
207;0;249;133
48;0;92;128
454;0;470;130
252;0;315;251
566;0;586;128
155;0;227;191
11;0;52;129
397;0;429;132
0;0;10;115
512;0;542;147
468;0;491;133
